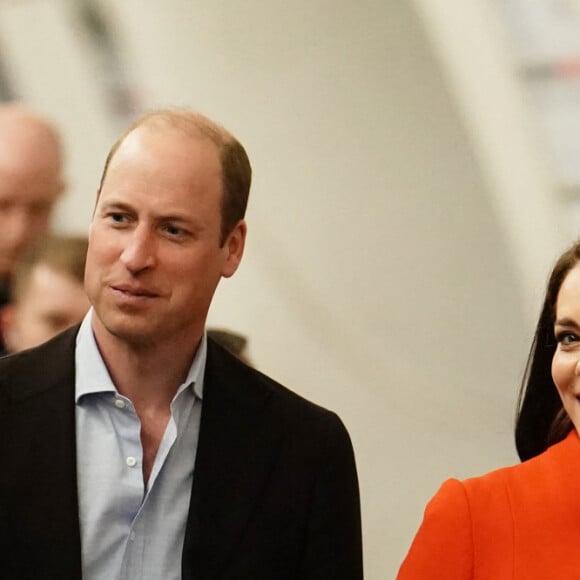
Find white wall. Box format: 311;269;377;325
0;0;116;231
0;0;567;577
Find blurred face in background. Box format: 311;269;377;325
0;107;64;277
2;262;90;352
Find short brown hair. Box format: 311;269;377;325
98;108;252;244
12;235;88;302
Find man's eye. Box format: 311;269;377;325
163;224;186;237
109;213;127;223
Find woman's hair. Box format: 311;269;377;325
516;240;580;461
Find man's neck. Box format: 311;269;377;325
92;322;201;410
89;316;204;485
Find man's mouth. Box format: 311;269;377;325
111;284;158;298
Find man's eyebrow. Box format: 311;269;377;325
99;200;133;211
98;201;205;230
156;210;207;226
159;213;193;222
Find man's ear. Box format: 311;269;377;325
221;220;247;278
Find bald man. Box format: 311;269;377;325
0;104;64;299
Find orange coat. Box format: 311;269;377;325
397;430;580;579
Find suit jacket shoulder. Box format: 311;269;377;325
204;336;341;417
0;326;81;579
184;338;363;580
0;325;77;403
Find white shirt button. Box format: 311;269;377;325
126;456;137;467
130;531;136;541
114;399;126;409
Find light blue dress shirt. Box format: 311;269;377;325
75;311;205;580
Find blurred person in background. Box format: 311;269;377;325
206;327;252;365
398;239;580;579
0;235;89;354
0;104;64;304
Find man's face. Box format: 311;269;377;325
0;163;61;276
3;263;90;352
85;125;245;348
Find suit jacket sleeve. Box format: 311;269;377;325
300;412;363;580
397;478;473;579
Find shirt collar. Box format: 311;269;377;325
75;308;206;403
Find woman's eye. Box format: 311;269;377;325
557;332;579;346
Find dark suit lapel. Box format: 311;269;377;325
0;327;81;577
183;341;282;579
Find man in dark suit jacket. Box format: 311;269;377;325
0;108;363;579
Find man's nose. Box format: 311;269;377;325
120;227;157;273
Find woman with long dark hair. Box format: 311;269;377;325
398;240;580;578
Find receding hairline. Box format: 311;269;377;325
99;108;238;191
98;107;252;245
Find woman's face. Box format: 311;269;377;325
552;262;580;432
